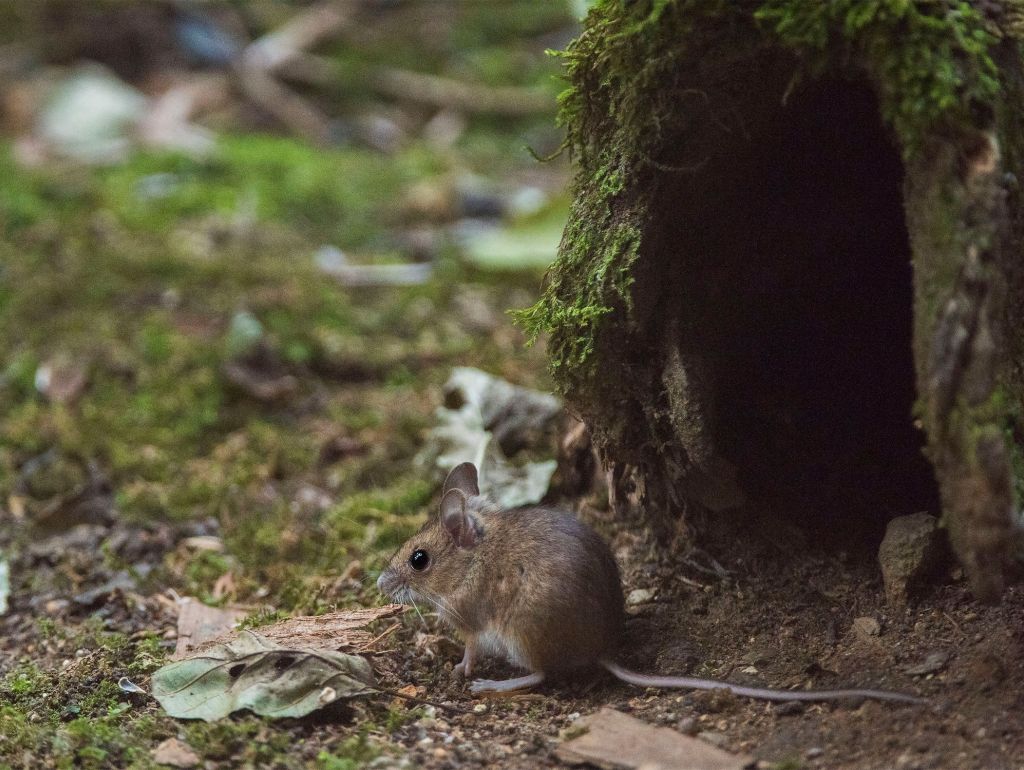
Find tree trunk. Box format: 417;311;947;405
520;0;1024;601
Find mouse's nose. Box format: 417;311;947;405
376;571;391;595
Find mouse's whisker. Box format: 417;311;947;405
422;590;466;627
408;596;428;628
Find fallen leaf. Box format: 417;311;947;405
419;367;562;509
173;598;250;659
392;683;420;708
152;630;374;721
151;737;201;768
224;605;407;652
7;495;26;520
555;707;750;770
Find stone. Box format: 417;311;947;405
878;513;946;606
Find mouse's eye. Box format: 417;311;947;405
409;549;430;571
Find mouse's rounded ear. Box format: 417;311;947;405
440;488;480;548
443;462;480;497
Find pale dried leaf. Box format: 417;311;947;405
173;598;250;659
152;737;200;768
239;605;406;651
555;707;750;770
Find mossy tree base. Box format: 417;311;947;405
523;0;1024;600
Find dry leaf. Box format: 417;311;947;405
555;707;750;770
152;737;200;768
173;598;250;659
242;605;406;651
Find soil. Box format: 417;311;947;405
5;479;1022;769
367;507;1024;770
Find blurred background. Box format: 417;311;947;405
0;0;583;663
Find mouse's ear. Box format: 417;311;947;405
443;462;480;497
440;489;480;548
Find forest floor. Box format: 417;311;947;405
2;3;1024;770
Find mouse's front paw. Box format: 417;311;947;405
454;661;469;678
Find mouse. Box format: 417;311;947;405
376;462;925;704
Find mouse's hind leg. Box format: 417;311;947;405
469;672;544;695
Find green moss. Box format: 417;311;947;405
95;135;443;247
316;734;381;770
517;0;1005;385
0;636;168;769
756;0;999;151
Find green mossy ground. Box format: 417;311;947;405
0;4;572;764
0;129;555;765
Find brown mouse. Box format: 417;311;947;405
377;462;924;703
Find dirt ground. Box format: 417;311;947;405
368;505;1024;770
5;472;1023;769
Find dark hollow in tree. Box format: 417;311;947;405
519;0;1024;601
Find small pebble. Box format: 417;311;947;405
472;703;488;714
697;731;728;748
774;701;805;716
626;588;656;606
677;717;698;735
853;616;881;637
806;747;824;759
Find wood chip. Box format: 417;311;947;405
180;604;407;659
555;707;751;770
252;605;406;650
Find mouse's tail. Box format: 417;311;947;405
599;660;926;704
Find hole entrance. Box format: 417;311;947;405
659;79;941;546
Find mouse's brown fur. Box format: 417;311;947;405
377;462;623;675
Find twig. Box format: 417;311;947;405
358;622;402;653
373;686;474;715
368;67;554;116
242;1;353;73
233;62;334;145
232;0;359;146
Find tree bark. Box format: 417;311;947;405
522;0;1024;601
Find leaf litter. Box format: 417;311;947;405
156;604;405;720
152;630;375;721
